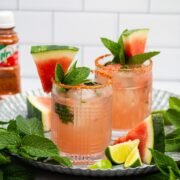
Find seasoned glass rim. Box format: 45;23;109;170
95;54;152;73
53;70;112;90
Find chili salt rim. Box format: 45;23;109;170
95;54;152;73
52;70;112;90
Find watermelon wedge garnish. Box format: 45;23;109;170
122;29;149;58
31;45;79;93
114;114;165;164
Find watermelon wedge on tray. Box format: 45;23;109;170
114;114;165;164
31;45;79;93
123;29;149;57
27;96;51;132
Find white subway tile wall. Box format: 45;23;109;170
0;0;180;81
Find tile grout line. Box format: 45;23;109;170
82;0;85;11
51;12;55;43
17;0;20;10
148;0;151;13
18;43;180;49
11;9;180;15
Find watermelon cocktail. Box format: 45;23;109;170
96;29;159;136
51;69;112;164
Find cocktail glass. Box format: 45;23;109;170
95;54;152;138
51;71;112;164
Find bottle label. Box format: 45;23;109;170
0;44;18;67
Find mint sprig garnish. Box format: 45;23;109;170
128;51;160;64
55;61;90;86
101;28;160;65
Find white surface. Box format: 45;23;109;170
21;78;180;95
54;12;117;45
150;0;180;13
85;0;148;12
0;0;17;10
15;11;52;44
19;0;82;11
119;14;180;47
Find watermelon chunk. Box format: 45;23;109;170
123;29;149;57
114;114;165;164
31;45;79;93
27;96;51;132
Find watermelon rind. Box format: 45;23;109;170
31;45;79;61
143;115;154;164
122;28;149;37
152;114;165;153
143;114;165;164
31;45;79;54
27;96;51;132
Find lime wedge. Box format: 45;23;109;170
124;147;142;168
88;159;112;170
105;139;140;164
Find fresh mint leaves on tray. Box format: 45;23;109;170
0;115;72;170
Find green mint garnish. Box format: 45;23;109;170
128;51;160;64
55;64;64;83
100;38;120;58
55;103;73;124
101;29;160;65
55;61;90;86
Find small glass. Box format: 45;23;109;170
51;71;112;164
95;54;152;138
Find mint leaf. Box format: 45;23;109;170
63;67;90;85
16;115;44;137
55;64;64;83
63;61;77;82
152;110;172;125
100;37;120;56
169;167;176;180
0;153;11;165
128;51;160;64
118;29;128;65
7;120;17;133
150;149;180;177
166;129;180;139
0;120;10;125
165;109;180;129
0;132;21;150
165;137;180;152
3;164;33;180
20;135;59;158
55;103;73;124
51;156;72;167
169;97;180;112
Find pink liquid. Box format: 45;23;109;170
51;85;112;162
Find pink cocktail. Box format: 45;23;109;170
95;54;152;136
51;72;112;164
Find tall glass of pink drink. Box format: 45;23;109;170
51;71;112;164
95;54;152;138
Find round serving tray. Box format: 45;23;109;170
0;89;179;177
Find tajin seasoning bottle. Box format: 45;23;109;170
0;11;21;98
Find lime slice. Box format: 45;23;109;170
88;159;112;170
105;139;140;164
124;147;142;168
